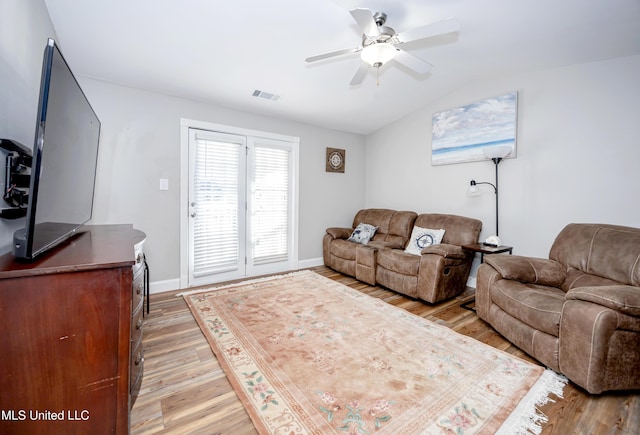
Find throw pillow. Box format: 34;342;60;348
348;223;378;245
404;226;445;255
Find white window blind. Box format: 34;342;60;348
192;136;243;277
251;145;290;266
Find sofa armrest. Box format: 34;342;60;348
421;243;467;259
325;227;352;240
369;240;405;250
484;255;566;286
566;285;640;316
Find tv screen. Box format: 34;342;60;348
13;38;101;260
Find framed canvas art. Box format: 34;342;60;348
431;91;517;165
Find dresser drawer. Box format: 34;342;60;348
130;301;144;397
130;336;144;403
133;240;145;277
132;272;144;312
131;303;143;353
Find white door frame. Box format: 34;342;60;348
179;118;299;288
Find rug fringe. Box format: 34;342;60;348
496;369;568;435
176;269;313;297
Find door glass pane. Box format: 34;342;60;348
252;145;290;266
192;136;242;276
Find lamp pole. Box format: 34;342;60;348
469;156;503;237
492;157;502;237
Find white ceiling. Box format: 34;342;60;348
44;0;640;135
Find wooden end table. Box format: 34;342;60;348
460;243;513;311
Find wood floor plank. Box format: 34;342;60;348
130;266;640;434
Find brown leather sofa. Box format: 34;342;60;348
476;223;640;394
323;209;482;303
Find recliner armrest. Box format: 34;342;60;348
326;227;352;240
484;255;566;286
421;243;466;259
566;285;640;316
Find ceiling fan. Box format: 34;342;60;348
305;8;461;86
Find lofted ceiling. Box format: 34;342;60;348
44;0;640;135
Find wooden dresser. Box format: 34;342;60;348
0;225;146;434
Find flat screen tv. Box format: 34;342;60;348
13;38;101;260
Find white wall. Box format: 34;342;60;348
3;0;638;289
0;0;58;252
366;55;640;277
80;79;366;287
0;0;365;286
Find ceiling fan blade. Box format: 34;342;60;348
393;49;433;74
305;47;361;63
350;8;380;38
396;17;461;44
349;62;369;86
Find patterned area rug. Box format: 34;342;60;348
183;270;566;434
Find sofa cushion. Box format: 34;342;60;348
562;268;622;291
377;248;420;276
414;214;482;246
550;223;640;286
353;209;417;247
348;223;377;245
404;226;445;256
490;280;566;337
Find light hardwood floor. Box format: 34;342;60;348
131;266;640;434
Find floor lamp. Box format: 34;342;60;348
467;146;511;238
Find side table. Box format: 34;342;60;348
460;243;513;311
462;243;513;262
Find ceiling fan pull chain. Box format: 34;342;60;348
376;66;380;86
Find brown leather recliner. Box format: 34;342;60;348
476;223;640;394
375;214;482;303
323;209;417;285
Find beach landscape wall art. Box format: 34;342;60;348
431;91;518;165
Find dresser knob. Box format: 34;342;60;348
136;318;144;329
135;353;144;366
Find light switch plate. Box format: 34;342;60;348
159;178;169;190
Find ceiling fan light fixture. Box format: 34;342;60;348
360;43;396;67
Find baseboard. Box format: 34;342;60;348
296;257;324;269
150;258;324;295
467;276;477;289
149;278;181;294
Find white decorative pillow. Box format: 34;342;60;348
348;223;378;245
404;226;445;255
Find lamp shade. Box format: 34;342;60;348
467;180;481;196
483;145;511;159
361;43;397;66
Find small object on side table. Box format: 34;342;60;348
460;243;513;311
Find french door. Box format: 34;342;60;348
186;126;297;286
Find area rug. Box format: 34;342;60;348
183;270;566;434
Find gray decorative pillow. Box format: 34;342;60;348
404;226;445;255
348;223;378;245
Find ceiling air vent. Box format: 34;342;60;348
252;90;280;101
